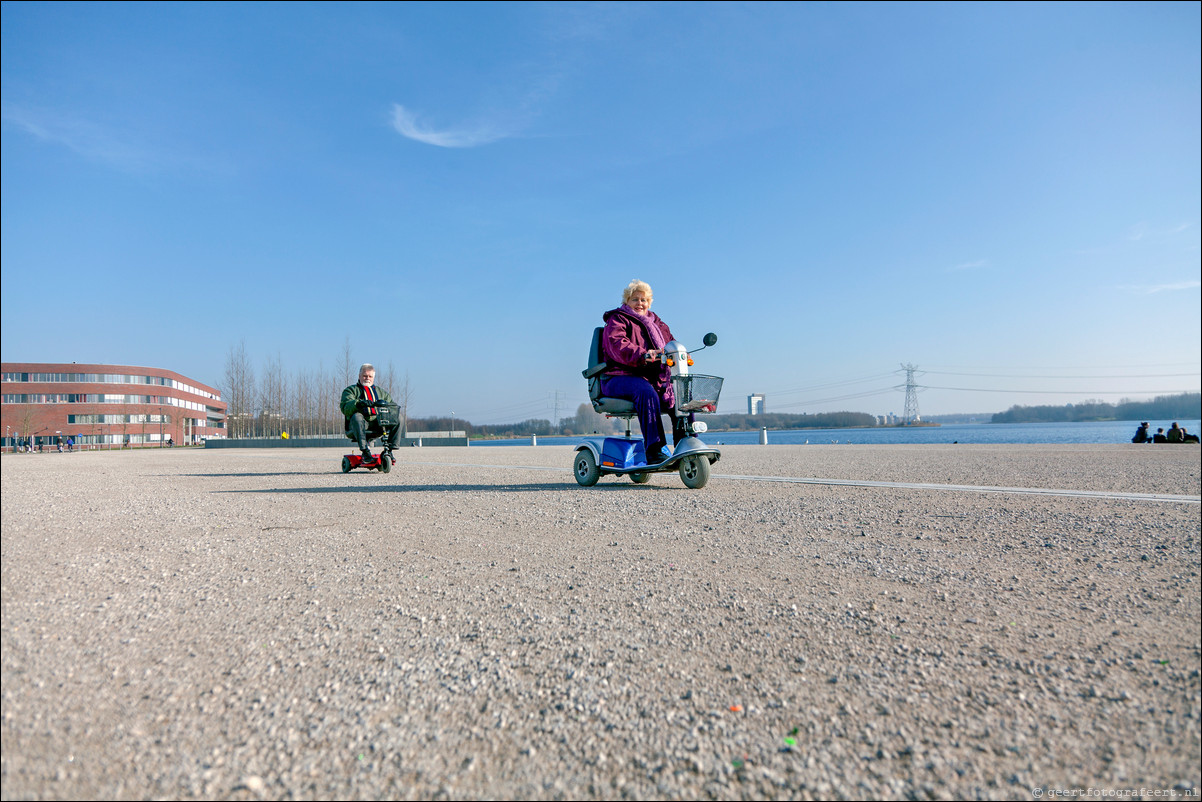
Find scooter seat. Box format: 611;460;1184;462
592;396;636;415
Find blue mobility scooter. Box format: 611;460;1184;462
574;329;722;489
341;402;401;474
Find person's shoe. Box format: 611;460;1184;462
649;445;672;464
361;448;373;461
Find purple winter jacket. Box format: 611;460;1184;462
601;306;676;407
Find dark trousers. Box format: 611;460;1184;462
348;413;400;451
601;376;680;453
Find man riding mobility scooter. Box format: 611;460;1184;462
340;363;402;474
574;330;722;489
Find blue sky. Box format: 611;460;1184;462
3;1;1199;424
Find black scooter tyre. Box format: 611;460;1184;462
574;450;600;487
679;455;710;489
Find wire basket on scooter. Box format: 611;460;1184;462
673;374;723;413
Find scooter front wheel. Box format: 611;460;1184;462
679;455;710;489
574;450;600;487
380;453;392;473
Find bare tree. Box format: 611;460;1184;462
394;370;413;436
568;402;618;435
293;368;309;438
329;364;346;436
17;405;36;451
222;341;256;438
320;363;337;436
371;359;413;435
258;352;286;437
294;365;323;438
339;335;355;389
378;360;393;398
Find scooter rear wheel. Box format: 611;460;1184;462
679;455;710;489
341;456;352;473
574;449;600;487
629;472;650;484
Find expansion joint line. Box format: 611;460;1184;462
712;474;1201;504
398;460;1201;504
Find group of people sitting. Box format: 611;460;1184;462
1132;422;1199;444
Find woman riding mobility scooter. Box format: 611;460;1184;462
575;330;722;489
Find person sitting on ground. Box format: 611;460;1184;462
1132;422;1149;443
599;279;684;464
1152;427;1168;443
340;363;401;460
1182;427;1200;444
1166;422;1183;443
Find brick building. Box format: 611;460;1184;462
2;363;227;449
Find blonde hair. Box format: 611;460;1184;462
622;280;653;305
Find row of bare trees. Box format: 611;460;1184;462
220;339;412;439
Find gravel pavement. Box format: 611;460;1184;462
2;444;1199;800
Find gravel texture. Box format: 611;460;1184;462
2;444;1199;801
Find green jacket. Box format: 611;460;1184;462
340;383;395;424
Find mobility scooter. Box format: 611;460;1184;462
341;401;401;474
574;329;722;489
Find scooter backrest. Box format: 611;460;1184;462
583;327;607;401
583;327;636;416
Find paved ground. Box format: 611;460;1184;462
2;444;1199;800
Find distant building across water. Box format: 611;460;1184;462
748;393;765;415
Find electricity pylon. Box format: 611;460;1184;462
900;363;921;424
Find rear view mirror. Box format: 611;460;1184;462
702;333;718;347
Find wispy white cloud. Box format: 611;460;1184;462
1128;221;1191;241
1117;280;1202;295
947;259;987;272
2;102;156;170
390;104;512;148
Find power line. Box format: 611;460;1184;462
767;386;899;410
924;361;1198;372
762;371;898;398
749;379;1197;413
924;370;1198;380
920;385;1198;396
468;396;555;424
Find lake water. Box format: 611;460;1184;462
471;419;1202;447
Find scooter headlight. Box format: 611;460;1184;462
692;421;708;434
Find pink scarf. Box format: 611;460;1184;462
621;304;667;350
